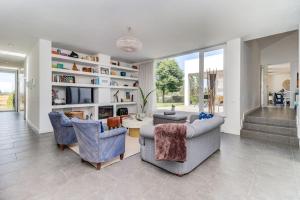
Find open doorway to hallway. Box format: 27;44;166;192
0;50;26;114
262;63;295;108
0;69;17;111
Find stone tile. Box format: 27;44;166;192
0;112;299;200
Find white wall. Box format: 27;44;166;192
260;31;298;108
38;39;52;133
260;31;298;66
26;41;40;132
298;25;300;138
241;40;261;116
26;39;52;133
222;38;242;135
267;72;290;92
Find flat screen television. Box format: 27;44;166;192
66;87;93;104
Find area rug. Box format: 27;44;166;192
68;135;140;169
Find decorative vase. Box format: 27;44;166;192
136;113;146;120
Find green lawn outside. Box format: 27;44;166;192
156;102;184;108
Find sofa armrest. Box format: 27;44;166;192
189;114;199;123
140;124;156;139
99;127;127;139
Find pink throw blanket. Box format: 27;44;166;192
154;123;187;162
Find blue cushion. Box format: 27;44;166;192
199;112;213;120
60;114;73;127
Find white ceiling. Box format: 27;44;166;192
0;54;24;68
0;0;299;62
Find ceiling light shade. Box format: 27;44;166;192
116;27;142;53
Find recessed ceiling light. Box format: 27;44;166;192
0;50;26;58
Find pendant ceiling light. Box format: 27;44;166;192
116;27;143;53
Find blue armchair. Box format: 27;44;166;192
48;112;77;150
71;118;127;170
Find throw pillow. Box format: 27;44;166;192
199;112;213;120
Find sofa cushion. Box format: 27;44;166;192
153;114;187;121
164;111;176;115
60;114;73;127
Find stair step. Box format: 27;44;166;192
243;122;297;137
241;129;299;147
245;116;296;128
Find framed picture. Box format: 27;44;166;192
125;91;130;100
101;68;109;75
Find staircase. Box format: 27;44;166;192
241;109;299;147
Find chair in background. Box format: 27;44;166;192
48;112;77;150
71;118;127;170
273;93;284;106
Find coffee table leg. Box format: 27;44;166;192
129;128;140;137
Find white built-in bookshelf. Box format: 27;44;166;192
51;47;139;120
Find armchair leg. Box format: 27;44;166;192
120;153;124;160
59;144;65;151
96;163;101;170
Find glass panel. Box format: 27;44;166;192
203;49;224;113
156;52;200;112
19;71;25;111
0;70;16;111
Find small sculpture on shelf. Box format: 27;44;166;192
69;51;79;58
113;90;120;102
111;80;119;86
120;71;126;77
72;62;79;71
133;81;139;87
82;67;92;72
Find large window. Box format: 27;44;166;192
155;47;224;113
156;52;200;112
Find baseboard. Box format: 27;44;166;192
26;119;39;134
38;128;53;134
241;106;261;129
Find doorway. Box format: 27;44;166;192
0;69;17;111
261;63;293;108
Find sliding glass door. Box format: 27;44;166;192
155;46;224;113
0;70;17;111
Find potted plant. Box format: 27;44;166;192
138;87;155;119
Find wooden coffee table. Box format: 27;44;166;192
122;117;152;137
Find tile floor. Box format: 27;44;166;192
0;112;300;200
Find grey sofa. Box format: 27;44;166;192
140;115;224;175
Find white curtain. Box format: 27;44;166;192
138;61;156;114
